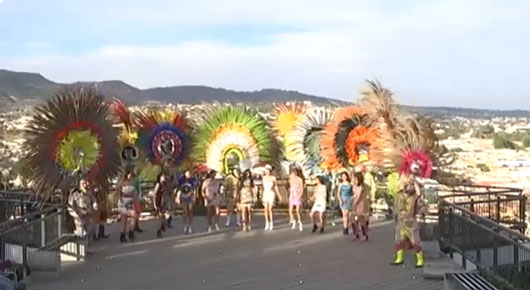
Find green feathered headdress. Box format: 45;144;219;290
192;105;274;174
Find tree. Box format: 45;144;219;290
493;134;516;150
522;135;530;147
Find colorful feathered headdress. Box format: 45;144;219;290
22;87;120;197
110;99;141;169
285;107;332;174
192;106;274;174
321;106;380;170
137;107;190;169
271;102;307;161
359;80;436;178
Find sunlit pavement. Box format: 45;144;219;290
27;214;443;290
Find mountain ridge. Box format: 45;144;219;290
0;69;529;118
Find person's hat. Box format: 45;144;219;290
265;164;273;170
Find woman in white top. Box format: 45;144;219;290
310;175;327;233
116;170;139;242
262;165;281;231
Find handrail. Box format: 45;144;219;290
441;200;530;242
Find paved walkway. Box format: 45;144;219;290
28;215;443;290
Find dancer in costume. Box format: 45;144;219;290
391;176;426;267
239;169;255;231
153;172;173;238
68;178;96;246
137;108;191;230
358;80;436;267
202;170;222;232
352;171;370;241
337;171;353;235
110;99;144;231
224;168;240;228
262;165;281;231
288;167;304;231
176;169;198;234
23;87;120;251
310;175;327;233
116;169;139;242
91;183;110;240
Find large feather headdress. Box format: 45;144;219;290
137;107;191;169
110;99;141;169
271;102;307;161
321;106;381;170
359;80;436;178
286;107;332;174
192;106;274;174
23;87;120;197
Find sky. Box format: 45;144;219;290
0;0;529;110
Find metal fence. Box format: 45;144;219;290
0;192;66;279
439;200;530;290
437;185;526;233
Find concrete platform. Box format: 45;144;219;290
27;215;444;290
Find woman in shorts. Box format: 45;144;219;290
176;169;198;234
202;170;221;232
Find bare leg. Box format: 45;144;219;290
264;204;270;229
188;204;194;229
289;204;294;226
319;212;324;228
269;205;274;230
295;205;302;225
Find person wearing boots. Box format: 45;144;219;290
116;170;139;242
68;178;96;251
391;176;426;268
224;168;240;228
92;184;110;240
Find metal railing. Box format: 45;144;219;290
0;192;67;279
439;200;530;290
437;185;526;233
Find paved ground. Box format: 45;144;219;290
28;215;444;290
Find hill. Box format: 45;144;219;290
1;69;529;117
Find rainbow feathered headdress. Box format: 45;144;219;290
137;107;191;169
192;105;274;174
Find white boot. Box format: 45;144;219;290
269;221;274;231
298;222;303;232
291;220;297;230
264;221;270;230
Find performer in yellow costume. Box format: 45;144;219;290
392;177;425;267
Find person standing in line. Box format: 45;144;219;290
165;173;176;229
202;170;221;232
91;183;110;240
337;171;353;235
116;170;139;242
132;172;144;233
153;172;172;238
310;175;327;233
176;169;198;234
288;167;305;231
262;165;281;231
224;168;240;227
323;169;338;227
68;178;96;248
239;169;255;231
352;172;370;241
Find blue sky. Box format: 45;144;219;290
1;0;529;110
